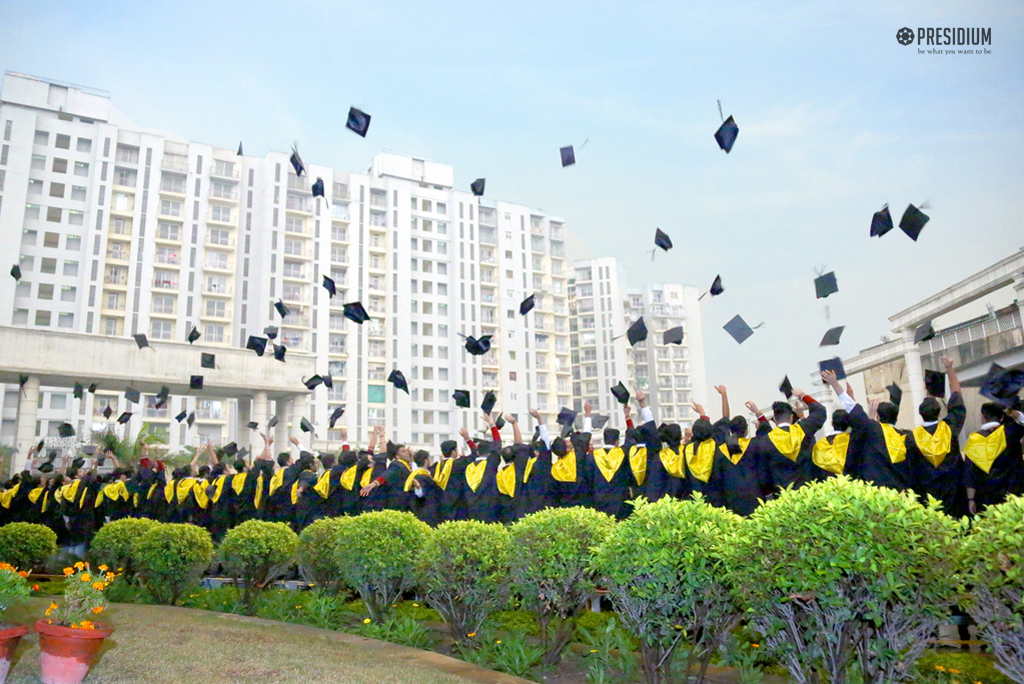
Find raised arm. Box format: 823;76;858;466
942;356;961;395
507;413;523;445
716;385;730;420
528;408;550;448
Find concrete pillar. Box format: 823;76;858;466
1013;274;1024;325
901;327;926;426
250;392;268;454
290;394;309;451
273;398;290;456
14;376;40;474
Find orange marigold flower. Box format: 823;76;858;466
63;568;74;576
93;582;104;591
74;562;84;570
92;606;104;614
78;620;94;630
467;632;476;638
936;666;947;672
98;565;108;572
751;643;759;648
106;573;115;581
949;670;960;675
80;574;91;583
17;570;28;578
32;585;40;591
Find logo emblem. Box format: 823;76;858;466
896;27;915;45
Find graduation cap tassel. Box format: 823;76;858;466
717;99;724;122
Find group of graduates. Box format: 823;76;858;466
2;354;1022;554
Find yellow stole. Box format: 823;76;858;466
718;438;751;465
551;451;577;482
465;460;487;492
913;423;952;468
253;473;264;510
684;440;716;483
658;446;686;479
193;481;209;509
812;433;849;475
28;487;44;505
176;478;195;505
268;469;285;497
62;480;79;505
211;475;228;504
769;425;806;461
338;465;358;491
965;426;1007;475
290;480;301;505
360;467;373;488
433;459;454;491
523;456;538;484
314;472;331;499
97;481;129;507
1;485;18;509
164;480;175;504
880;424;907;464
403;468;431;493
629;445;647;485
592;447;625;484
231;472;247;496
147;482;159;502
496;463;516;498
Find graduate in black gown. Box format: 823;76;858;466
587;427;633;519
713;415;763;516
747;380;827;495
685;418;722;507
964;402;1024;513
810;409;851;481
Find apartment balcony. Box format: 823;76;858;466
105;248;130;263
143;407;169;419
200;309;233;322
285;222;309;236
287;176;310;192
209;188;239;203
112;179;137;192
479;210;496;227
369;196;387;209
158;186;186;200
281;270;307;282
108;222;132;237
149;308;176;319
161;157;189;173
110;202;135;216
202;283;233;297
103;273;128;287
285;197;312;214
194;408;224;420
153;252;181;266
206;212;236;227
479;227;497;245
480;256;496;265
156;208;184;222
100;305;126;316
333;189;350;201
209;165;240;181
152;279;179;290
204;236;235;250
284;248;313;261
281;315;311;328
550;226;565;241
331;211;351;222
204;261;235;274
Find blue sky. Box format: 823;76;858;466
2;0;1022;409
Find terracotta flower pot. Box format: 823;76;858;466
0;624;29;684
33;619;113;684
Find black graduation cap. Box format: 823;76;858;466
124;387;140;404
275;300;289;318
312;177;325;200
388;369;409;394
19;374;27;389
117;412;132;425
264;326;279;340
346;107;371;137
300;417;315;434
780;375;793;398
247;335;268;356
73;383;84;400
237;141;243;156
247;421;259;430
610;381;630;405
886;383;903;407
481;391;497;415
37;462;54;474
654;228;672;252
924;370;946;399
818;357;847;380
344;302;370;324
519;295;536;316
814;272;839;299
870;204;893;238
591;414;610;430
175;410;187;422
465;335;493;356
627;317;648;347
190;375;203;391
102;406;113;419
979;363;1024;406
155;386;170;409
57;422;75;438
322;374;334;389
723;315;754;344
187;326;201;344
268;416;279;429
560;146;575;167
322;275;336;298
913;321;936;344
88;383;98;393
899;204;930;241
470;178;485;196
10;264;21;281
304;375;324;390
329;406;345;429
289;146;305;176
273;344;286;362
820;326;845;347
133;334;150;349
223;442;239;457
709;274;724;296
714;115;739;153
453;390;471;408
663;326;684;345
186;412;196;428
557;407;577;427
201;353;215;369
494;415;506;430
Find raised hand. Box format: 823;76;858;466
941;355;954;370
458;426;470;441
584;401;592;417
715;385;727;396
504;413;517;425
692;402;706;417
744;401;760;415
528;408;542;422
635;390;647;407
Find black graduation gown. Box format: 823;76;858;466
645;443;688;501
441;457;471;521
906;392;967;517
846;406;914;492
587;444;634;519
963;419;1024;512
752;400;828;494
686;438;723;508
410;473;444;527
360;455;390;513
462;453;501;523
518;449;553;517
713;437;763;516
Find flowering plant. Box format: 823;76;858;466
45;562;117;629
0;562;31;620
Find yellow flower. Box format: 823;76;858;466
949;670;960;675
467;632;476;638
17;570;28;578
74;562;84;570
63;568;74;576
80;573;91;583
363;618;371;624
92;606;104;614
590;649;598;653
295;606;302;609
106;573;115;581
93;582;104;591
98;565;108;572
751;643;759;648
936;666;947;672
32;584;40;591
496;640;502;644
78;621;95;630
412;603;419;607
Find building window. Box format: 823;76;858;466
204;324;225;343
63;260;78;276
58;312;74;328
28;179;43;195
73;162;89;177
77;138;92;153
55;134;71;149
34;310;51;326
37;283;54;300
152;295;175;314
204;300;226;317
211;205;232;222
151;320;173;340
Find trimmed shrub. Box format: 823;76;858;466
134;523;213;605
0;522;58;571
963;493;1024;683
219;520;299;614
728;476;965;684
508;506;616;664
334;510;430;621
594;496;743;684
88;517;160;580
418;520;511;648
296;517;350;594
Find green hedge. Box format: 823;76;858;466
134;523;213;605
297;517;350;595
219;520;299;615
0;522;58;571
89;517;160;580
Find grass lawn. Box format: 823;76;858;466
1;598;511;684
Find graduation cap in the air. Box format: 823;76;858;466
979;363;1024;406
346;107;371;137
557;407;577;437
268;416;279;430
820;326;845;347
464;335;493;356
913;321;936;344
133;334;150;349
723;315;754;344
886;383;903;407
102;406;113;419
10;265;21;281
37;461;54;474
344;302;370;324
186;412;196;427
470;178;485;196
312;177;326;201
663;326;684;345
275;300;289;318
201;353;215;369
300;417;315;434
560;146;575;167
237;141;243;156
814;272;839;299
247;421;259;430
303;375;324;390
322;275;337;298
714;115;739;153
57;422;75;438
610;381;630;405
388;369;409;394
453;390;471;408
870;204;894;238
322;374;333;389
19;374;28;390
494;414;506;431
626;317;648;347
924;370;946;399
187;326;201;344
779;375;793;398
329;406;345;429
175;410;188;423
273;344;286;362
124;387;140;404
289;146;305;176
818;357;847;380
247;335;268;357
190;375;203;391
481;391;497;415
899;204;930;241
88;383;98;393
709;275;724;296
117;412;132;425
652;229;672;260
264;326;279;340
519;295;536;316
155;386;170;409
73;382;84;400
222;442;239;458
591;414;610;430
